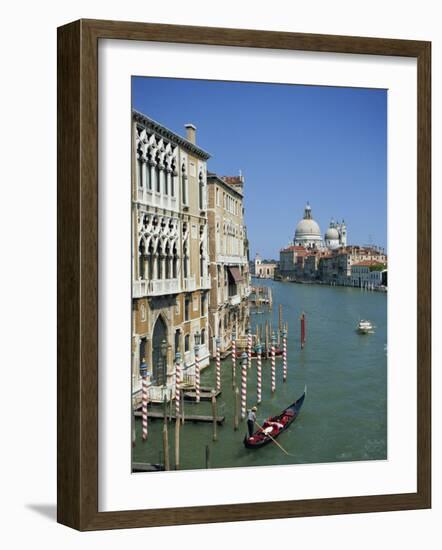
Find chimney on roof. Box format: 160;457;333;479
185;123;197;144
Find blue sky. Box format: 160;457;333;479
132;77;387;259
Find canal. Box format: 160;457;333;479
133;278;387;470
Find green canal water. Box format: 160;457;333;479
133;278;387;471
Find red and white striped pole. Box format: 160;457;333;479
271;333;276;394
256;342;262;404
141;375;149;442
240;351;248;419
215;337;221;392
175;351;181;418
247;326;252;369
194;343;201;403
282;328;287;382
231;330;237;388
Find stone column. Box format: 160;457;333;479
149;162;155;192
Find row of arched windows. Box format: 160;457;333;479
138;239;179;281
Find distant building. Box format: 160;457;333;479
254;253;278;279
351;260;387;288
293;203;347;251
207;173;251;356
294;203;323;249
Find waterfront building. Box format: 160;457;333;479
320;246;387;285
132;111;211;403
207;173;250;356
254;253;278;279
351;260;387;288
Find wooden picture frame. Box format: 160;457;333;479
57;19;431;530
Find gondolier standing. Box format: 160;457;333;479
247;406;257;438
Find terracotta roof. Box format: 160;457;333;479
352;260;384;267
280;245;306;252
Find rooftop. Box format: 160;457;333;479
133;109;211;160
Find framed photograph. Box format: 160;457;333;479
57;19;431;530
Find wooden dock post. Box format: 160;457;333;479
211;390;218;441
163;393;168;424
163;395;170;470
265;321;269;359
234;386;239;430
169;389;173;420
175;416;180;470
205;445;210;469
301;312;306;349
271;332;276;393
181;387;185;425
278;304;283;346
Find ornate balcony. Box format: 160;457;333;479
133;278;180;298
200;275;211;289
149;279;180;296
183;276;196;291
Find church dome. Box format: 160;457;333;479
294;203;322;246
325;227;339;241
295;219;321;239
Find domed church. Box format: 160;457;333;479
294;203;323;248
293;203;347;250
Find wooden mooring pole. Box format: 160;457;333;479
163;395;170;470
265;321;269;359
181;388;185;425
301;312;306;349
234;386;239;430
205;445;210;469
278;304;283;346
175;417;180;470
211;390;218;441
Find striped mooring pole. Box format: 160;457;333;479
256;342;262;404
231;330;237;388
247;325;252;369
240;351;248;419
282;328;287;382
271;332;276;394
175;351;181;418
194;344;201;403
215;337;221;392
141;375;149;442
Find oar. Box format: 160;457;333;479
254;420;293;456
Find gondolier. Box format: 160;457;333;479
244;386;307;449
247;407;257;437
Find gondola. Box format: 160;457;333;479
243;387;306;449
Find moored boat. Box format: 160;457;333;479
235;346;283;359
243;387;306;449
357;319;374;334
